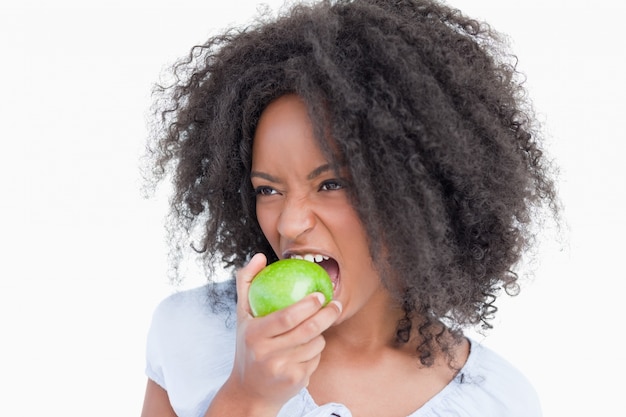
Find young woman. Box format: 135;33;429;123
140;1;558;416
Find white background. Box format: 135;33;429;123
1;0;624;415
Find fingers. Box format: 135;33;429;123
261;336;325;389
291;334;326;364
236;253;342;338
252;296;343;346
236;253;267;319
240;294;342;365
282;299;342;345
230;255;342;408
259;292;329;336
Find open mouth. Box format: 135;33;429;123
317;258;339;292
289;253;340;294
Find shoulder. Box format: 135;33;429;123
150;280;236;330
145;281;238;416
145;280;237;385
148;279;237;348
458;339;543;416
416;339;542;417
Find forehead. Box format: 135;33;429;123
251;94;346;172
252;95;321;158
255;95;312;139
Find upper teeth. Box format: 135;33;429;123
290;253;329;263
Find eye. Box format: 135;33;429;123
254;186;279;196
319;179;344;191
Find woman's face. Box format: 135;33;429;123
251;94;386;323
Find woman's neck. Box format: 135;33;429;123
323;287;406;355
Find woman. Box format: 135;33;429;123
141;0;558;416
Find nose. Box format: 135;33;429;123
276;194;316;242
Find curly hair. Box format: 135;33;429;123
145;0;558;365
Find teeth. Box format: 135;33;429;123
290;253;328;263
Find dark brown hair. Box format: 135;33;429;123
145;0;558;364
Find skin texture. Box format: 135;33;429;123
141;0;559;415
140;380;176;417
142;94;470;417
251;94;386;329
145;0;558;359
249;94;469;416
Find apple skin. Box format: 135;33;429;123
248;259;333;317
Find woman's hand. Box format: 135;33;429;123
217;253;342;415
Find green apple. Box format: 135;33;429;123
248;258;333;317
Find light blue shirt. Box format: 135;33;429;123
145;283;542;417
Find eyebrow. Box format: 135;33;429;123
250;163;334;183
249;171;278;182
307;163;332;180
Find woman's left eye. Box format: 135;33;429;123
319;180;344;191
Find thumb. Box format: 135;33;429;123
236;253;267;319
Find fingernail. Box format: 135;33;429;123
331;300;342;314
314;292;326;305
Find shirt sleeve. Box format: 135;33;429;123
144;293;172;389
142;284;237;417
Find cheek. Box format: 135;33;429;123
340;212;372;255
256;206;279;244
336;208;366;237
